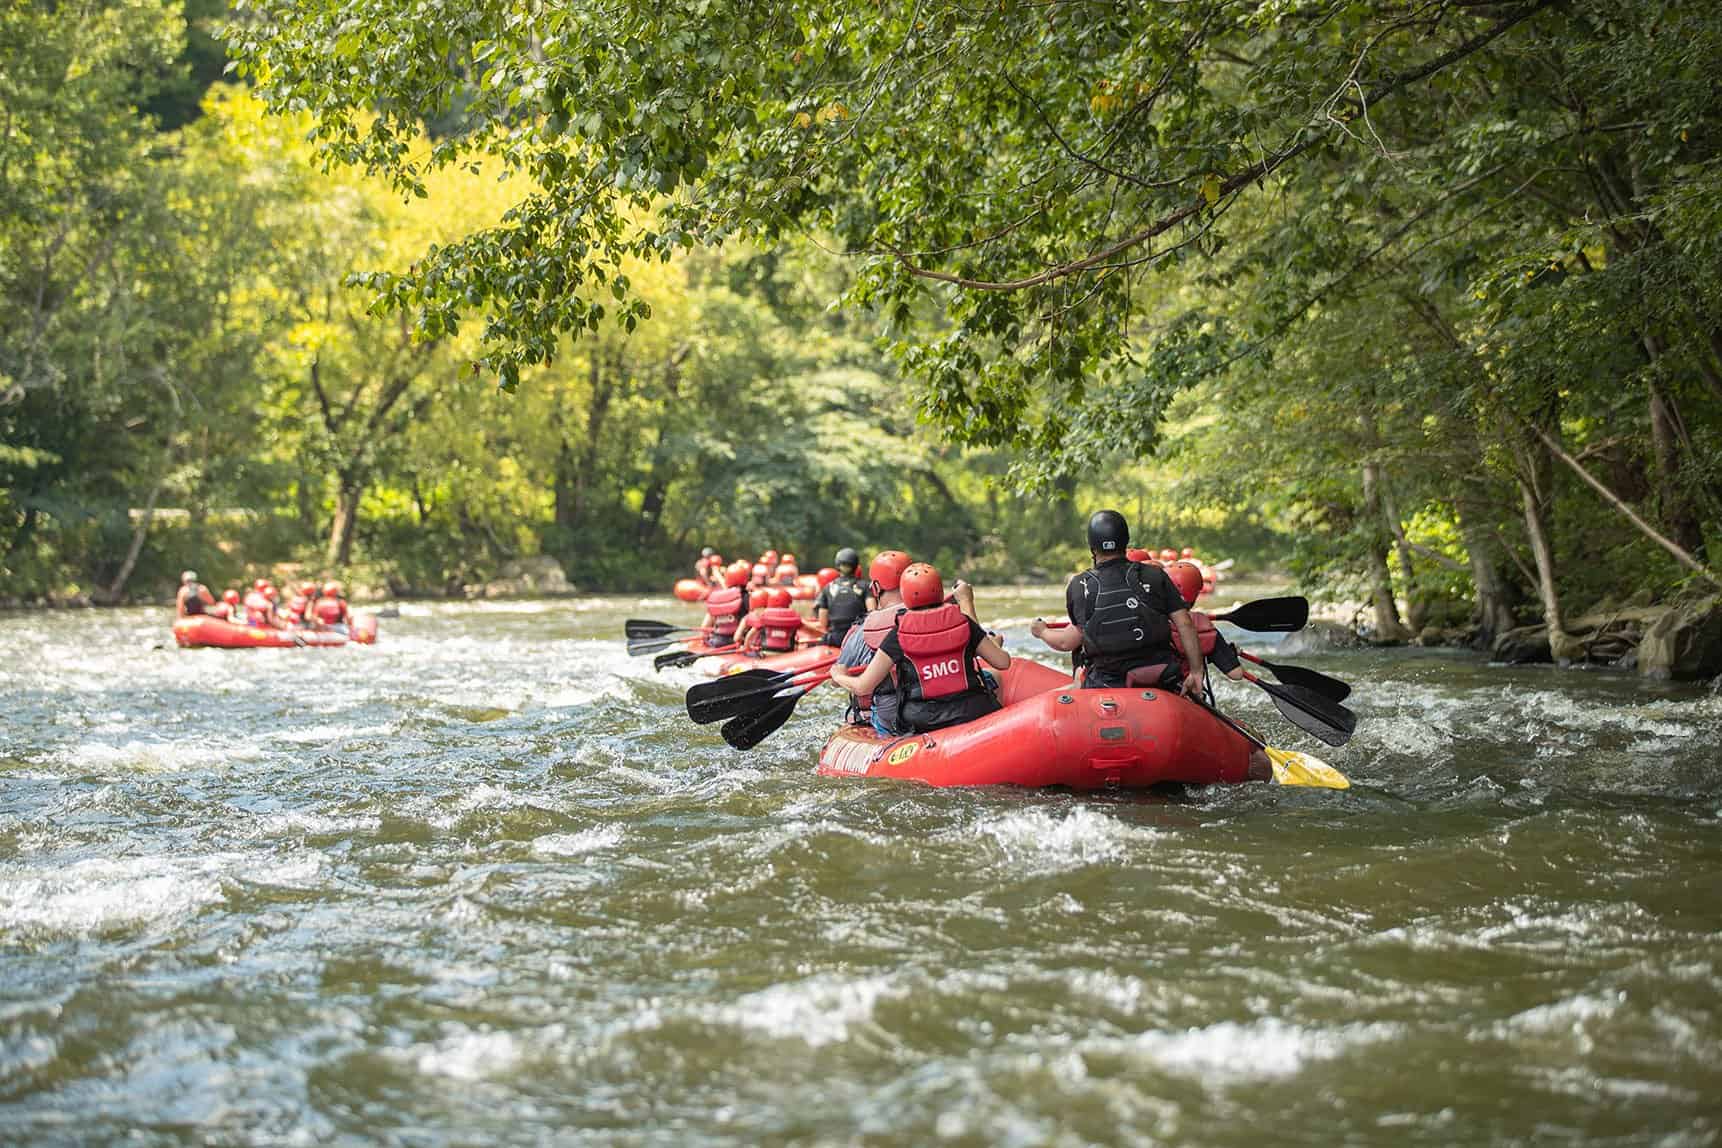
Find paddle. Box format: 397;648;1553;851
1239;649;1352;702
1241;670;1356;747
625;619;702;641
655;643;737;671
719;681;824;750
628;634;699;656
1200;703;1351;790
687;667;832;725
1207;596;1309;633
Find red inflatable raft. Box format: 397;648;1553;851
700;642;840;678
817;659;1254;790
173;614;378;649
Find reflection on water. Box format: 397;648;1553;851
2;590;1719;1144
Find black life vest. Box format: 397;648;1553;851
892;602;983;703
704;586;745;642
1076;561;1172;668
179;586;205;615
820;575;868;642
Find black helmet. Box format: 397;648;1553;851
700;546;715;558
1086;509;1130;554
834;547;860;572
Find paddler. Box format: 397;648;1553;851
175;571;215;617
312;581;352;630
835;562;1010;734
754;588;803;654
1167;560;1244;681
773;552;800;587
828;549;913;735
217;588;241;621
701;563;753;647
1030;509;1205;696
731;588;773;653
694;546;724;587
811;547;868;647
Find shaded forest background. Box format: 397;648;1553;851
4;0;1720;652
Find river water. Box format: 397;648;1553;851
2;588;1719;1145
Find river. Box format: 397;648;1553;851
3;588;1719;1145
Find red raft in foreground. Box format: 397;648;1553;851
817;659;1254;790
173;614;378;649
699;642;840;679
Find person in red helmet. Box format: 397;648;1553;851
1166;561;1243;681
827;550;912;733
702;564;753;647
837;563;1010;733
694;546;724;587
313;581;351;629
215;588;241;621
774;554;800;586
175;571;215;618
751;588;803;654
284;580;318;626
1180;547;1196;560
749;562;769;589
732;588;773;652
1032;510;1205;696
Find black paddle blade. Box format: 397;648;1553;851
719;688;808;749
1212;596;1309;633
685;669;795;724
627;635;686;657
1256;677;1357;747
625;619;695;640
1255;656;1352;702
654;648;706;671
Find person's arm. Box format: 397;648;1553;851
840;647;895;696
1030;618;1085;651
976;633;1011;671
1211;631;1245;680
953;579;980;624
811;587;830;627
1170;608;1205;695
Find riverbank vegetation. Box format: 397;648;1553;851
5;1;1720;669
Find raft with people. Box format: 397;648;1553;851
173;613;378;649
171;574;377;649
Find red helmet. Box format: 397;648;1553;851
1166;561;1203;607
750;563;768;584
762;550;779;566
262;585;278;601
324;581;343;597
1159;548;1177;562
780;553;796;565
899;563;944;609
1125;548;1151;563
764;588;791;608
1181;547;1195;559
253;579;268;591
724;564;751;588
749;589;770;610
223;589;241;605
816;567;839;587
869;550;913;592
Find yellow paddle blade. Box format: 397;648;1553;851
1266;746;1350;790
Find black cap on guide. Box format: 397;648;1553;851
1087;509;1130;554
834;547;859;571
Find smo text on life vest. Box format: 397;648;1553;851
758;606;802;652
893;602;979;702
1079;562;1171;664
823;575;867;637
703;586;745;642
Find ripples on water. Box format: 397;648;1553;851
2;595;1720;1145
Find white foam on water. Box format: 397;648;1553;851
254;810;382;837
0;854;230;937
1067;968;1147;1014
0;1032;58;1083
531;825;625;857
712;975;901;1048
969;806;1161;873
1124;1016;1402;1082
409;1027;525;1081
1492;991;1625;1050
56;737;262;774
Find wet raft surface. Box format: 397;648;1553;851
2;593;1720;1145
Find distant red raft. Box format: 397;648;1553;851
699;642;840;678
172;614;378;649
817;659;1254;790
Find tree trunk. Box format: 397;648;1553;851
1643;337;1706;560
1514;440;1565;639
327;479;362;566
1454;499;1519;644
99;473;168;604
1360;458;1412;641
1376;470;1427;632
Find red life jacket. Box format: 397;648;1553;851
1174;612;1218;667
892;602;979;702
313;596;348;626
244;591;272;626
861;607;899;651
287;594;310;621
759;606;803;653
704;586;745;642
739;608;766;651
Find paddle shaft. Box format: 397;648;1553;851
1238;649;1352;702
